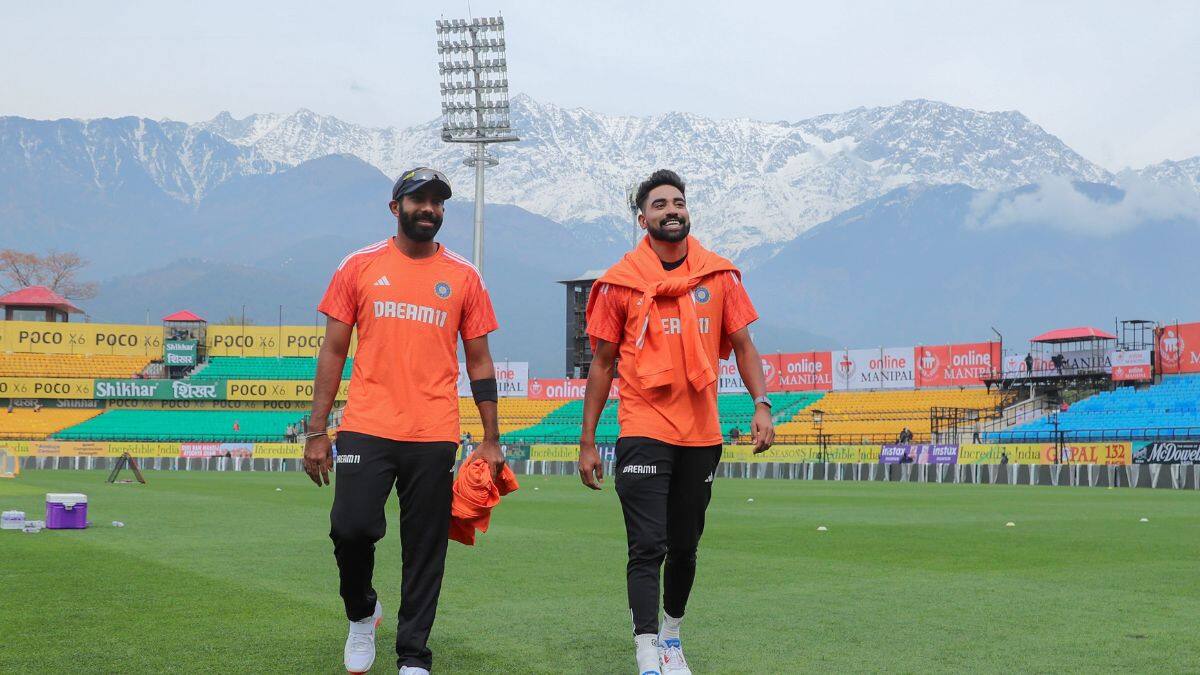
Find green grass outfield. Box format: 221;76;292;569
2;470;1198;673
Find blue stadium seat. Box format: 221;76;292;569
987;374;1200;441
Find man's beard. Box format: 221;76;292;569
647;216;690;242
399;208;443;242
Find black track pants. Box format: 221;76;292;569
329;431;456;671
614;436;723;635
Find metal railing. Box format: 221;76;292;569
496;432;934;446
983;427;1200;443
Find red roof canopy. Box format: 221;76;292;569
162;310;206;322
1031;326;1117;343
0;285;82;313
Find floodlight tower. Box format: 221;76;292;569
436;16;518;276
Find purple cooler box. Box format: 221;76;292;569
45;493;88;529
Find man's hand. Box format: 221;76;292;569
466;439;506;479
578;438;604;490
751;406;775;454
303;433;333;486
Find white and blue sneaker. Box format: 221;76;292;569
399;668;430;675
344;601;383;674
635;633;662;675
658;637;692;674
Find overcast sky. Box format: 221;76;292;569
4;0;1198;169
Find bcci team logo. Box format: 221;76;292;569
692;286;710;304
529;380;543;397
434;281;452;299
1159;329;1184;368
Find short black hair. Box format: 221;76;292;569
635;169;685;211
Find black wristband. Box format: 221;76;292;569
470;377;498;403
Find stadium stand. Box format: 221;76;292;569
190;357;351;380
0;408;105;439
54;410;306;442
0;354;151;378
499;399;616;444
774;389;1003;443
459;399;569;440
497;392;825;443
989;374;1200;442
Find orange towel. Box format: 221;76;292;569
587;235;739;391
449;458;519;546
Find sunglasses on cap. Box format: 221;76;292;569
393;167;452;201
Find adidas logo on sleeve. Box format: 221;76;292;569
374;276;391;286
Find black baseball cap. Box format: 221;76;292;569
392;167;452;201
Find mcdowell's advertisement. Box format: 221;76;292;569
1133;441;1200;464
93;379;226;400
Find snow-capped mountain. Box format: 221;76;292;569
4;98;1194;260
0;115;279;203
196;96;1116;254
1133;156;1200;192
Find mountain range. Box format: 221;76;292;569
1;96;1198;374
196;96;1126;255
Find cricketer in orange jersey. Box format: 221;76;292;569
579;169;775;674
304;167;504;674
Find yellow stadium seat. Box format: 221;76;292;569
0;354;152;378
775;389;1003;443
457;398;568;440
0;408;105;440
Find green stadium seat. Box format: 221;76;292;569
54;410;306;442
190;357;352;380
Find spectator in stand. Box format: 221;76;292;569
286;423;296;443
729;426;741;444
1000;451;1010;465
233;419;240;432
1051;353;1065;375
5;402;12;414
972;426;981;443
33;401;42;413
1024;353;1034;376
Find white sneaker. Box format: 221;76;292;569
399;668;430;675
658;638;692;674
635;634;662;675
344;601;383;674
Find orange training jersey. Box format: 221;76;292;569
587;261;758;446
319;238;498;443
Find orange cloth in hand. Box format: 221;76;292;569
587;235;739;391
449;458;519;546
